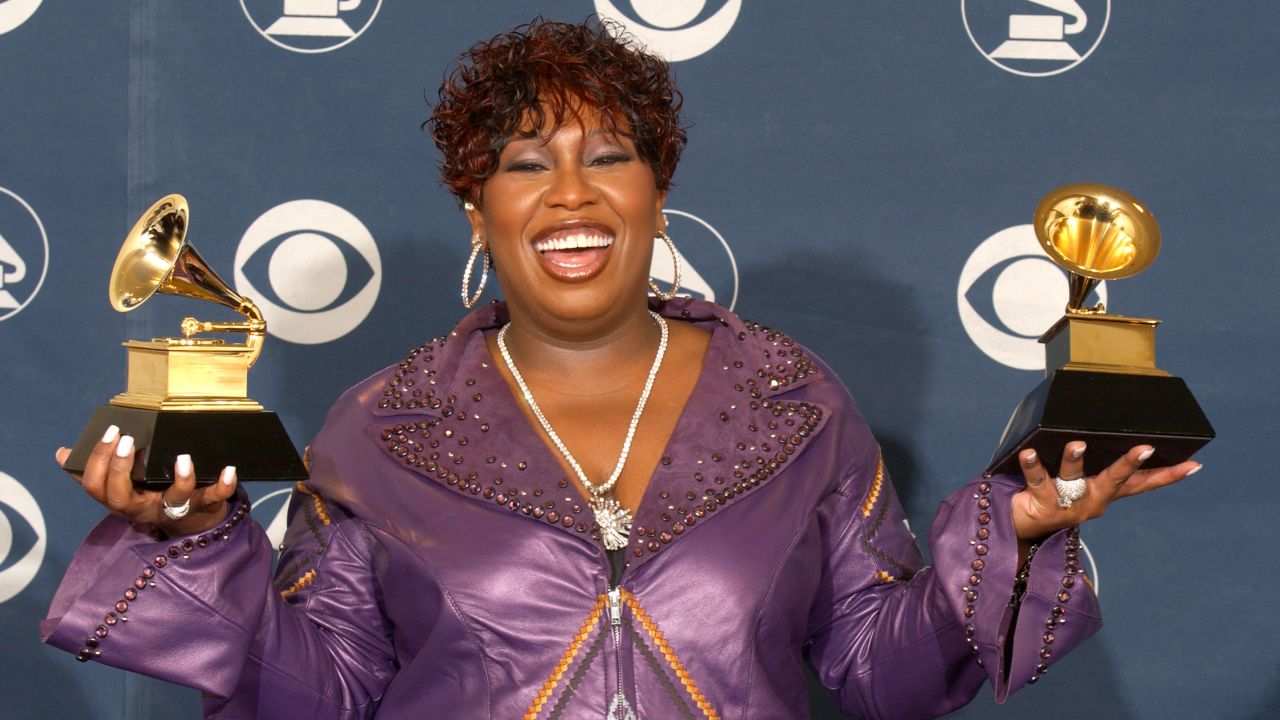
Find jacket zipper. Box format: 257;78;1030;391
608;585;623;693
605;548;634;719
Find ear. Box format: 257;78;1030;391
464;201;486;249
654;191;667;234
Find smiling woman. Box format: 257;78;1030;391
40;16;1199;720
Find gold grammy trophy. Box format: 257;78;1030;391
985;184;1214;477
63;195;308;489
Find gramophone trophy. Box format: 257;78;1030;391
985;184;1214;477
63;195;308;490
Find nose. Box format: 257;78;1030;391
543;163;598;210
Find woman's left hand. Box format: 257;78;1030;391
1011;442;1202;541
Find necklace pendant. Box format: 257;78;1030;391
592;494;633;551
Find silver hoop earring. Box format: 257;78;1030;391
648;231;681;301
461;237;490;308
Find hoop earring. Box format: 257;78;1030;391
461;237;490;308
648;231;681;301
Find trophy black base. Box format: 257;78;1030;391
985;370;1214;478
63;406;309;490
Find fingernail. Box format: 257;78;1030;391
115;435;134;458
1138;447;1155;462
1023;450;1037;466
176;454;192;477
1072;444;1087;460
221;466;236;485
1185;463;1203;476
101;425;120;444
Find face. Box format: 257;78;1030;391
466;106;666;339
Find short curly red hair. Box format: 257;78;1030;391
427;18;686;203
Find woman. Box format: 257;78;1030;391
42;19;1199;719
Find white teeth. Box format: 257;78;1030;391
534;232;614;253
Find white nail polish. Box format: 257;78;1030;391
1138;447;1155;462
1072;444;1087;459
115;435;134;458
221;466;236;485
1023;450;1037;465
176;454;192;477
101;425;120;444
1185;463;1203;476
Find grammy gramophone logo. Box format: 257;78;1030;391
0;186;48;322
962;0;1111;77
241;0;382;53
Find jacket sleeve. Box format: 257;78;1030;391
804;439;1102;719
40;476;398;719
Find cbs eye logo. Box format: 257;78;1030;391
0;471;46;604
656;209;739;310
251;486;295;559
596;0;741;62
0;0;41;35
234;199;381;345
956;224;1107;370
0;0;40;36
1079;538;1100;596
962;0;1111;77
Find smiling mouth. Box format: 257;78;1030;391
532;229;615;280
532;231;614;254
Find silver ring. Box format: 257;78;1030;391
1054;475;1088;508
161;492;191;520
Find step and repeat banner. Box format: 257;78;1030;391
1;2;1276;718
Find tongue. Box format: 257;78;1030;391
542;247;606;268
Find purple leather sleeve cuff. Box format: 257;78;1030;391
930;474;1102;702
40;493;275;696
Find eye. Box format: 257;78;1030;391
962;254;1102;338
238;229;375;314
590;152;631;167
0;469;46;603
503;158;547;173
0;501;38;576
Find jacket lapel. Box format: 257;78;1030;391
622;301;831;571
367;299;831;557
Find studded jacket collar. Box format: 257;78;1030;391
368;297;831;574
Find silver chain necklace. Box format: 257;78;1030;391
496;311;668;550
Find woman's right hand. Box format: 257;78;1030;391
54;424;239;536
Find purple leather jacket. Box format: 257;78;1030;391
42;299;1101;719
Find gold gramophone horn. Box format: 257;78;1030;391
109;194;266;366
1033;183;1161;314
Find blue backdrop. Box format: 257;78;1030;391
1;1;1276;717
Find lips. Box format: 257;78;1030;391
530;223;615;282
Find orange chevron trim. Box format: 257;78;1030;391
874;569;898;584
279;569;317;599
622;588;720;720
523;594;608;720
295;482;331;526
860;454;885;518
